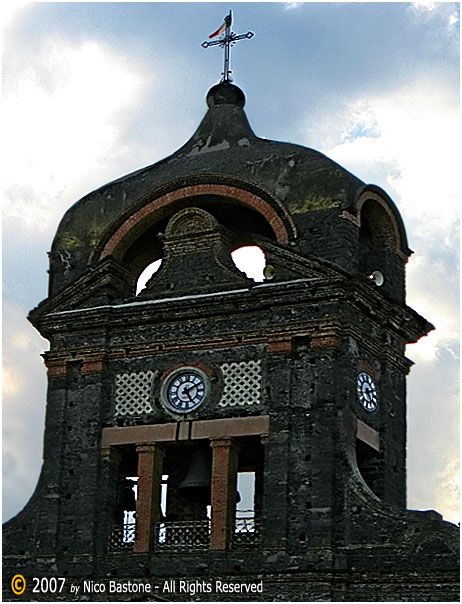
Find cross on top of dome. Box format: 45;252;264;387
202;10;254;82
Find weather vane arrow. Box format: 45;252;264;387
202;10;254;82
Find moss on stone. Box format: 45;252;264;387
60;233;83;249
291;195;340;214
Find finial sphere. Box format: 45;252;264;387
206;81;246;108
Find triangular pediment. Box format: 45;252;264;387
29;258;134;326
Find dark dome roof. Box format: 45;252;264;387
50;81;402;295
54;81;364;248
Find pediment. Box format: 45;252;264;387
29;258;134;325
258;240;343;282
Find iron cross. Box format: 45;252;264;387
202;11;254;82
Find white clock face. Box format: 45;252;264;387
161;367;209;414
356;372;378;412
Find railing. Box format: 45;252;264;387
233;514;261;549
108;523;135;552
109;515;261;552
155;520;211;550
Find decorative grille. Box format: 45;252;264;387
114;370;153;417
233;516;260;549
219;360;262;407
108;523;135;552
155;520;210;550
108;518;260;553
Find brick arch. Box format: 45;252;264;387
356;189;411;261
98;183;294;262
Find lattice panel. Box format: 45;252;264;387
219;360;262;407
115;370;154;417
233;516;261;549
155;520;210;550
108;523;135;552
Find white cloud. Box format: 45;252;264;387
408;2;460;45
433;457;460;524
2;303;49;522
411;0;438;11
407;350;460;523
2;35;152;521
2;37;149;233
326;79;459;227
1;0;29;27
301;76;459;521
284;2;303;10
317;78;460;366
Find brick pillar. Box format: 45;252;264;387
210;438;239;551
134;443;165;553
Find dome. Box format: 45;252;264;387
48;82;410;298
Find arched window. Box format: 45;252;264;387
231;246;266;282
136;259;162;295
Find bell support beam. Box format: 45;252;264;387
210;438;240;550
134;443;165;553
101;415;269;447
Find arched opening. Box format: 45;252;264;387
359;200;396;253
231;246;266;282
135;246;267;295
115;200;274;292
358;199;405;301
356;439;383;500
136;259;162;295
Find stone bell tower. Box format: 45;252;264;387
3;80;459;601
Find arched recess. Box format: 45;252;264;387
355;188;410;301
355;187;411;260
91;180;295;288
359;200;396;255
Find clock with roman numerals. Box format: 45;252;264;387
356;372;378;412
161;367;210;414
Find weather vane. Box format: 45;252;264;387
202;11;254;82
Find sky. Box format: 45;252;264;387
2;2;460;524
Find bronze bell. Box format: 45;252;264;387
177;446;241;505
177;447;212;504
118;478;136;512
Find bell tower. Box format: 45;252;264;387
3;80;459;601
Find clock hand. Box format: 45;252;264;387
184;385;197;401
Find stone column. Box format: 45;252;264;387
210;438;239;551
134;443;165;553
254;437;267;521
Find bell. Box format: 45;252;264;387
177;447;242;505
118;478;136;512
177;447;212;505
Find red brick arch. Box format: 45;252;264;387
356;190;410;260
99;183;293;261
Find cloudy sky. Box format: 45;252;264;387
2;2;459;524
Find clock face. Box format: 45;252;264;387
356;372;378;412
161;367;209;414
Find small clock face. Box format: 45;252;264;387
161;367;209;414
356;372;378;412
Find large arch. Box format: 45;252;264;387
94;181;296;267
